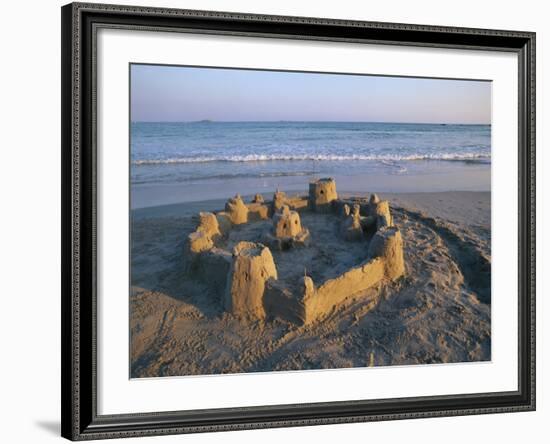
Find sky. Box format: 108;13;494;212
130;64;491;124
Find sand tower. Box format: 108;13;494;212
186;212;221;253
368;226;405;280
224;241;278;320
341;204;364;241
183;212;224;274
273;205;302;238
252;193;265;203
262;204;310;250
272;189;287;214
367;193;393;229
309;178;338;212
224;194;249;224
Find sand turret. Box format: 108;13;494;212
186;212;221;254
273;205;303;238
224;242;278;320
373;200;393;228
252;193;264;203
368;226;405;280
224;194;249;224
197;212;221;238
187;231;214;254
272;189;287;214
367;194;393;229
341;204;364;241
263;205;310;250
308;178;338;212
184;212;222;272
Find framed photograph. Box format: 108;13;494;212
61;2;536;440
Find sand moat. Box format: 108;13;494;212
130;185;491;377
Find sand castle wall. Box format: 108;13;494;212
264;258;387;325
264;279;306;325
193;248;232;298
246;202;270;222
302;258;386;324
215;212;233;235
286;196;309;211
271;190;308;215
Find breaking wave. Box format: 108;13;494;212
132;152;491;166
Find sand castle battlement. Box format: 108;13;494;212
184;178;405;325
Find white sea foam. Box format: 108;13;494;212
132;152;491;166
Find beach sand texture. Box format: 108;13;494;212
130;191;491;377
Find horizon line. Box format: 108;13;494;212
130;120;491;125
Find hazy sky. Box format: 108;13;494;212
130;64;491;124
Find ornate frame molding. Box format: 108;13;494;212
61;2;535;440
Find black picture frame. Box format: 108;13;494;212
61;2;536;440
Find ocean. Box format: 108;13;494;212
130;121;491;208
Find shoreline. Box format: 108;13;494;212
131;160;491;209
132;190;491;229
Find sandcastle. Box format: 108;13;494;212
184;178;405;325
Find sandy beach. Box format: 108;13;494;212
130;190;491;378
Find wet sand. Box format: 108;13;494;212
131;160;490;209
130;191;491;378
